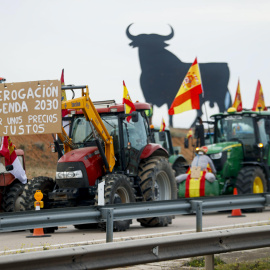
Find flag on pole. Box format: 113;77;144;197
60;69;70;135
123;81;136;122
169;58;203;115
159;118;166;132
252;80;267;111
0;136;27;184
232;79;242;112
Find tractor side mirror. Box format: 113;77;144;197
131;111;139;123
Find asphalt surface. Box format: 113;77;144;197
1;207;270;269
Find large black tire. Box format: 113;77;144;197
21;176;57;233
236;166;267;212
95;174;136;232
173;161;187;177
137;156;177;227
1;182;25;212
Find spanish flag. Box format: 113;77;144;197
252;80;267;111
60;69;70;135
159;117;166;132
232;79;242;112
61;69;66;102
0;137;27;184
123;81;136;122
169;58;203;115
185;163;212;198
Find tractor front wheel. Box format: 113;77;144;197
95;174;135;232
21;176;57;233
236;166;266;212
1;182;25;212
137;156;177;227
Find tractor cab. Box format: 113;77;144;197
210;110;270;162
70;101;153;175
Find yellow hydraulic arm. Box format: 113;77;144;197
58;85;115;173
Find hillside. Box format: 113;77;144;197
12;134;58;179
11;128;194;180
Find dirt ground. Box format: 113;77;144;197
11;128;193;180
12;134;58;180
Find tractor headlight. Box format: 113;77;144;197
210;152;222;159
56;170;83;179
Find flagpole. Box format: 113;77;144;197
203;98;211;143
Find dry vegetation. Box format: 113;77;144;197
12;134;58;180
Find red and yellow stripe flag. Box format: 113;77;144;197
123;81;136;122
232;79;242;112
252;80;267;111
61;69;66;102
169;58;203;115
159;117;166;132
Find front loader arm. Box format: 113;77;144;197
57;126;78;154
58;85;115;172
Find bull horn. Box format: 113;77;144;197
126;23;136;40
162;25;174;40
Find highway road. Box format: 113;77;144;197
1;207;270;255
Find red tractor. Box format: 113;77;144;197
21;85;177;231
0;149;26;212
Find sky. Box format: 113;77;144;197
1;0;270;128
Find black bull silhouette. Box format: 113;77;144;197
126;24;232;127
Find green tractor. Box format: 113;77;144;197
180;107;270;198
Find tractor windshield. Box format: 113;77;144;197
216;115;256;156
70;115;118;145
216;116;254;143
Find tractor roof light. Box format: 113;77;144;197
227;107;236;113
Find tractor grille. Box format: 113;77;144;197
209;151;227;171
56;161;89;188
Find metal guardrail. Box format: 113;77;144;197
1;193;270;241
0;225;269;270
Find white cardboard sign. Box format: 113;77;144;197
0;80;62;136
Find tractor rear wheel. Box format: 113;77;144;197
95;174;135;232
21;176;57;233
137;156;177;227
1;182;24;212
236;166;266;212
